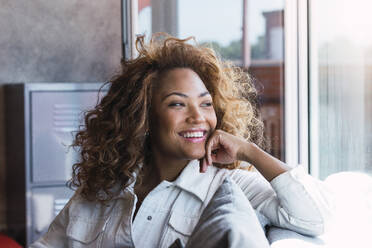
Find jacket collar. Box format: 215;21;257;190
172;159;217;202
116;160;217;202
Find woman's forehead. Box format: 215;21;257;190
156;68;208;94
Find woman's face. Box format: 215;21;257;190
150;68;217;161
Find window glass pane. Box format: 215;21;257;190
178;0;243;63
248;1;284;60
137;0;285;160
247;1;285;160
138;0;243;63
310;0;372;179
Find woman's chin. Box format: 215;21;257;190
185;151;206;160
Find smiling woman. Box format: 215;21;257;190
66;33;267;205
150;68;217;173
30;34;333;248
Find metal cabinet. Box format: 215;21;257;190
5;83;106;246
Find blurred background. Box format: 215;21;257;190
0;0;371;246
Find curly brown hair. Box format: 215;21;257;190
68;34;267;202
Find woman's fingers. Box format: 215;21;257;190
205;134;213;165
205;136;212;166
199;157;208;173
205;129;247;165
205;131;221;165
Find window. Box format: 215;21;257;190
309;0;372;179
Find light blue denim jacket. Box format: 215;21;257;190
30;160;333;248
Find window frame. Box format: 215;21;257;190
307;0;320;177
122;0;138;60
284;0;311;174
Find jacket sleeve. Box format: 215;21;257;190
230;166;334;236
29;193;75;248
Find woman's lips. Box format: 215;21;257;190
181;135;206;143
178;130;207;143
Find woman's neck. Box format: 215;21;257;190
151;151;190;182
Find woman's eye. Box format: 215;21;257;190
168;102;185;107
201;102;213;107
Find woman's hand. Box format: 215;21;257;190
199;129;291;182
199;129;250;173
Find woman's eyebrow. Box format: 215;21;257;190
162;91;210;101
199;91;210;97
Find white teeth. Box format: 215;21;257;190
182;131;204;138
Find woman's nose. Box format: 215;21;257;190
186;106;205;123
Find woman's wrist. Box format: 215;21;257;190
239;141;291;181
238;141;258;163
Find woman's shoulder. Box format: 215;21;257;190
214;163;260;179
202;164;260;202
64;188;119;219
213;164;269;191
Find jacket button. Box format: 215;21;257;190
147;216;152;221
